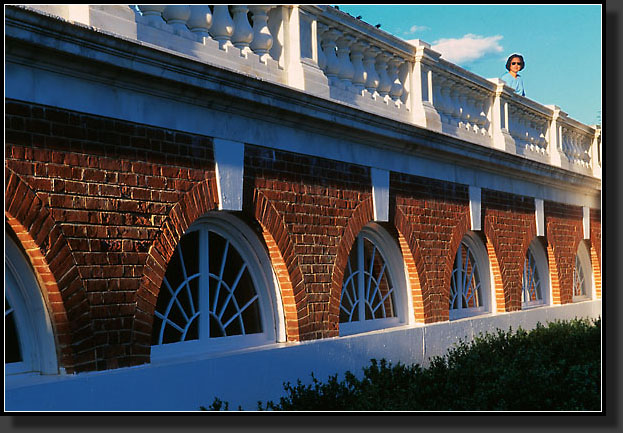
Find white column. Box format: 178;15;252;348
410;40;441;131
489;78;515;153
591;126;601;178
546;105;566;168
321;28;341;85
388;56;404;103
281;6;305;90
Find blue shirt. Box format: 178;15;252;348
500;72;525;96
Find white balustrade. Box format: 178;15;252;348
363;45;381;95
209;5;234;50
162;6;191;36
388;56;404;103
230;5;253;55
350;40;367;93
127;5;598;178
136;5;165;26
186;6;212;43
375;51;392;98
336;34;355;87
249;6;274;62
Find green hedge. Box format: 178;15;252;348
203;318;601;411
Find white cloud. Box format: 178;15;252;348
409;33;504;65
409;25;429;33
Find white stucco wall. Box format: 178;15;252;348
5;300;600;411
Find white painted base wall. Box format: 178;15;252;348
5;300;601;411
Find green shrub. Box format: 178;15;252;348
206;318;601;411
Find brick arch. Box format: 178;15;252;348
253;190;306;342
545;217;584;305
131;179;218;363
329;197;374;333
5;169;93;373
443;212;472;320
393;208;428;324
483;216;537;313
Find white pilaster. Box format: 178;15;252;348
469;186;481;231
535;198;545;236
213;138;245;211
583;206;590;240
371;168;389;222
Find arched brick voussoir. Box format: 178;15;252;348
253;190;306;342
329;197;374;329
392;208;429;323
132;178;218;361
5;168;93;374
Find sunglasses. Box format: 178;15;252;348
511;62;523;65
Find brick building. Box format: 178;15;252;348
5;5;601;410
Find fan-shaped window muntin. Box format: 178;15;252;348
339;224;410;336
449;232;490;320
573;242;593;301
522;238;550;308
5;234;58;377
151;213;283;358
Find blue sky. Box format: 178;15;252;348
337;4;602;126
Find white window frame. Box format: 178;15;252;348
151;212;286;361
573;241;594;302
449;231;491;320
339;223;412;336
5;235;58;376
522;238;551;309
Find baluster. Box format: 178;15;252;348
162;5;191;36
350;40;366;93
458;90;471;130
187;6;212;43
388;56;404;103
375;51;392;98
231;5;253;55
434;75;449;123
136;5;165;26
321;28;341;85
336;34;355;88
363;45;381;95
448;83;461;125
249;5;274;62
398;61;410;105
209;5;234;50
316;22;328;71
478;97;489;135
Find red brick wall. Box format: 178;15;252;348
6;99;216;370
590;209;602;298
243;146;373;339
5;99;601;372
482;190;536;312
391;172;471;323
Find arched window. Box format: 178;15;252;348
5;233;58;376
339;223;411;336
449;231;491;320
151;213;285;359
573;241;593;301
522;238;550;308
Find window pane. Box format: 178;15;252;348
5;298;22;364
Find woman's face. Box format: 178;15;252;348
509;57;523;74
